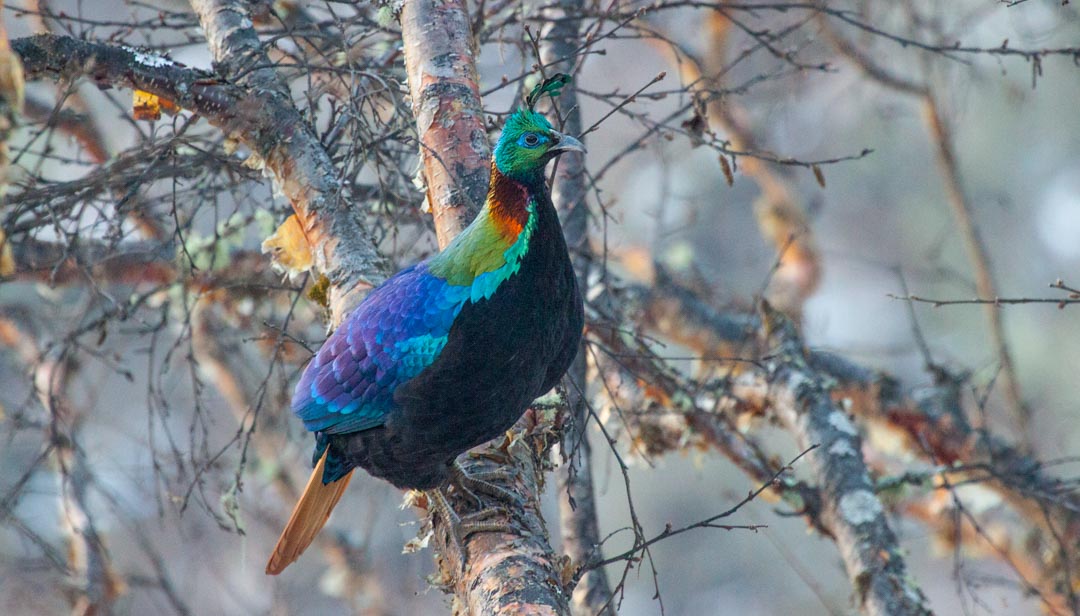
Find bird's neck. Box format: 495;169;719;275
428;164;543;287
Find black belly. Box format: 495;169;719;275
327;202;584;490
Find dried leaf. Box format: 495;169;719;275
719;155;734;187
0;35;24;116
402;528;433;554
0;227;13;276
261;213;314;279
132;90;161;120
132;89;179;121
0;22;25;185
812;164;826;188
557;554;575;587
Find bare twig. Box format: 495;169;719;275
538;0;615;611
0;311;125;614
13;30;389;319
190;299;382;610
921;93;1029;443
813;12;1030;443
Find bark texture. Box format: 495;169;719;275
401;0;490;247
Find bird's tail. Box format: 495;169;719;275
265;450;353;575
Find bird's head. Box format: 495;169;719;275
493;108;585;183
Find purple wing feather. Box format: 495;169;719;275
292;263;468;435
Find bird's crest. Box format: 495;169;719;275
525;73;571;110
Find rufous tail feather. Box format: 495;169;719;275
265;450;353;574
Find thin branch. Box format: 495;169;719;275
13;30;389;319
812;11;1030;443
538;0;615;611
757;301;932;616
888;294;1080;308
633;272;1080;609
1;311;125;614
190;298;382;609
921;92;1030;445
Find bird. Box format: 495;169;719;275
266;84;585;575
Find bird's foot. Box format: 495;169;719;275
427;487;513;573
450;460;522;509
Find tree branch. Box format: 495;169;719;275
0;311;125;614
13;30;388;319
631;272;1080;611
812;13;1030;444
400;0;490;247
537;1;614;612
756;301;932;615
398;2;570;611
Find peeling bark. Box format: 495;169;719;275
401;0;490;246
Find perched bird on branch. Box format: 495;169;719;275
267;77;585;574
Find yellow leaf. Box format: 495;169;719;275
132;90;178;121
0;227;13;277
133;90;160;120
0;21;24;116
261;213;314;278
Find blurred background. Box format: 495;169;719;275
1;1;1079;614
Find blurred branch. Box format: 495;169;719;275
757;301;931;616
190;298;382;611
921;94;1028;438
0;16;23;188
538;0;615;611
660;12;820;316
8;236;176;285
631;271;1080;611
635;3;1080;63
0;310;126;614
814;12;1030;444
6;235;288;297
22;96;108;165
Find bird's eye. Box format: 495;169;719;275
523;133;540;147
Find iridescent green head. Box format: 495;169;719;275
493;108;585;183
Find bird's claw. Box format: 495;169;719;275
427;488;514;574
450;460;523;508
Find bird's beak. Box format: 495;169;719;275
550;132;586;154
